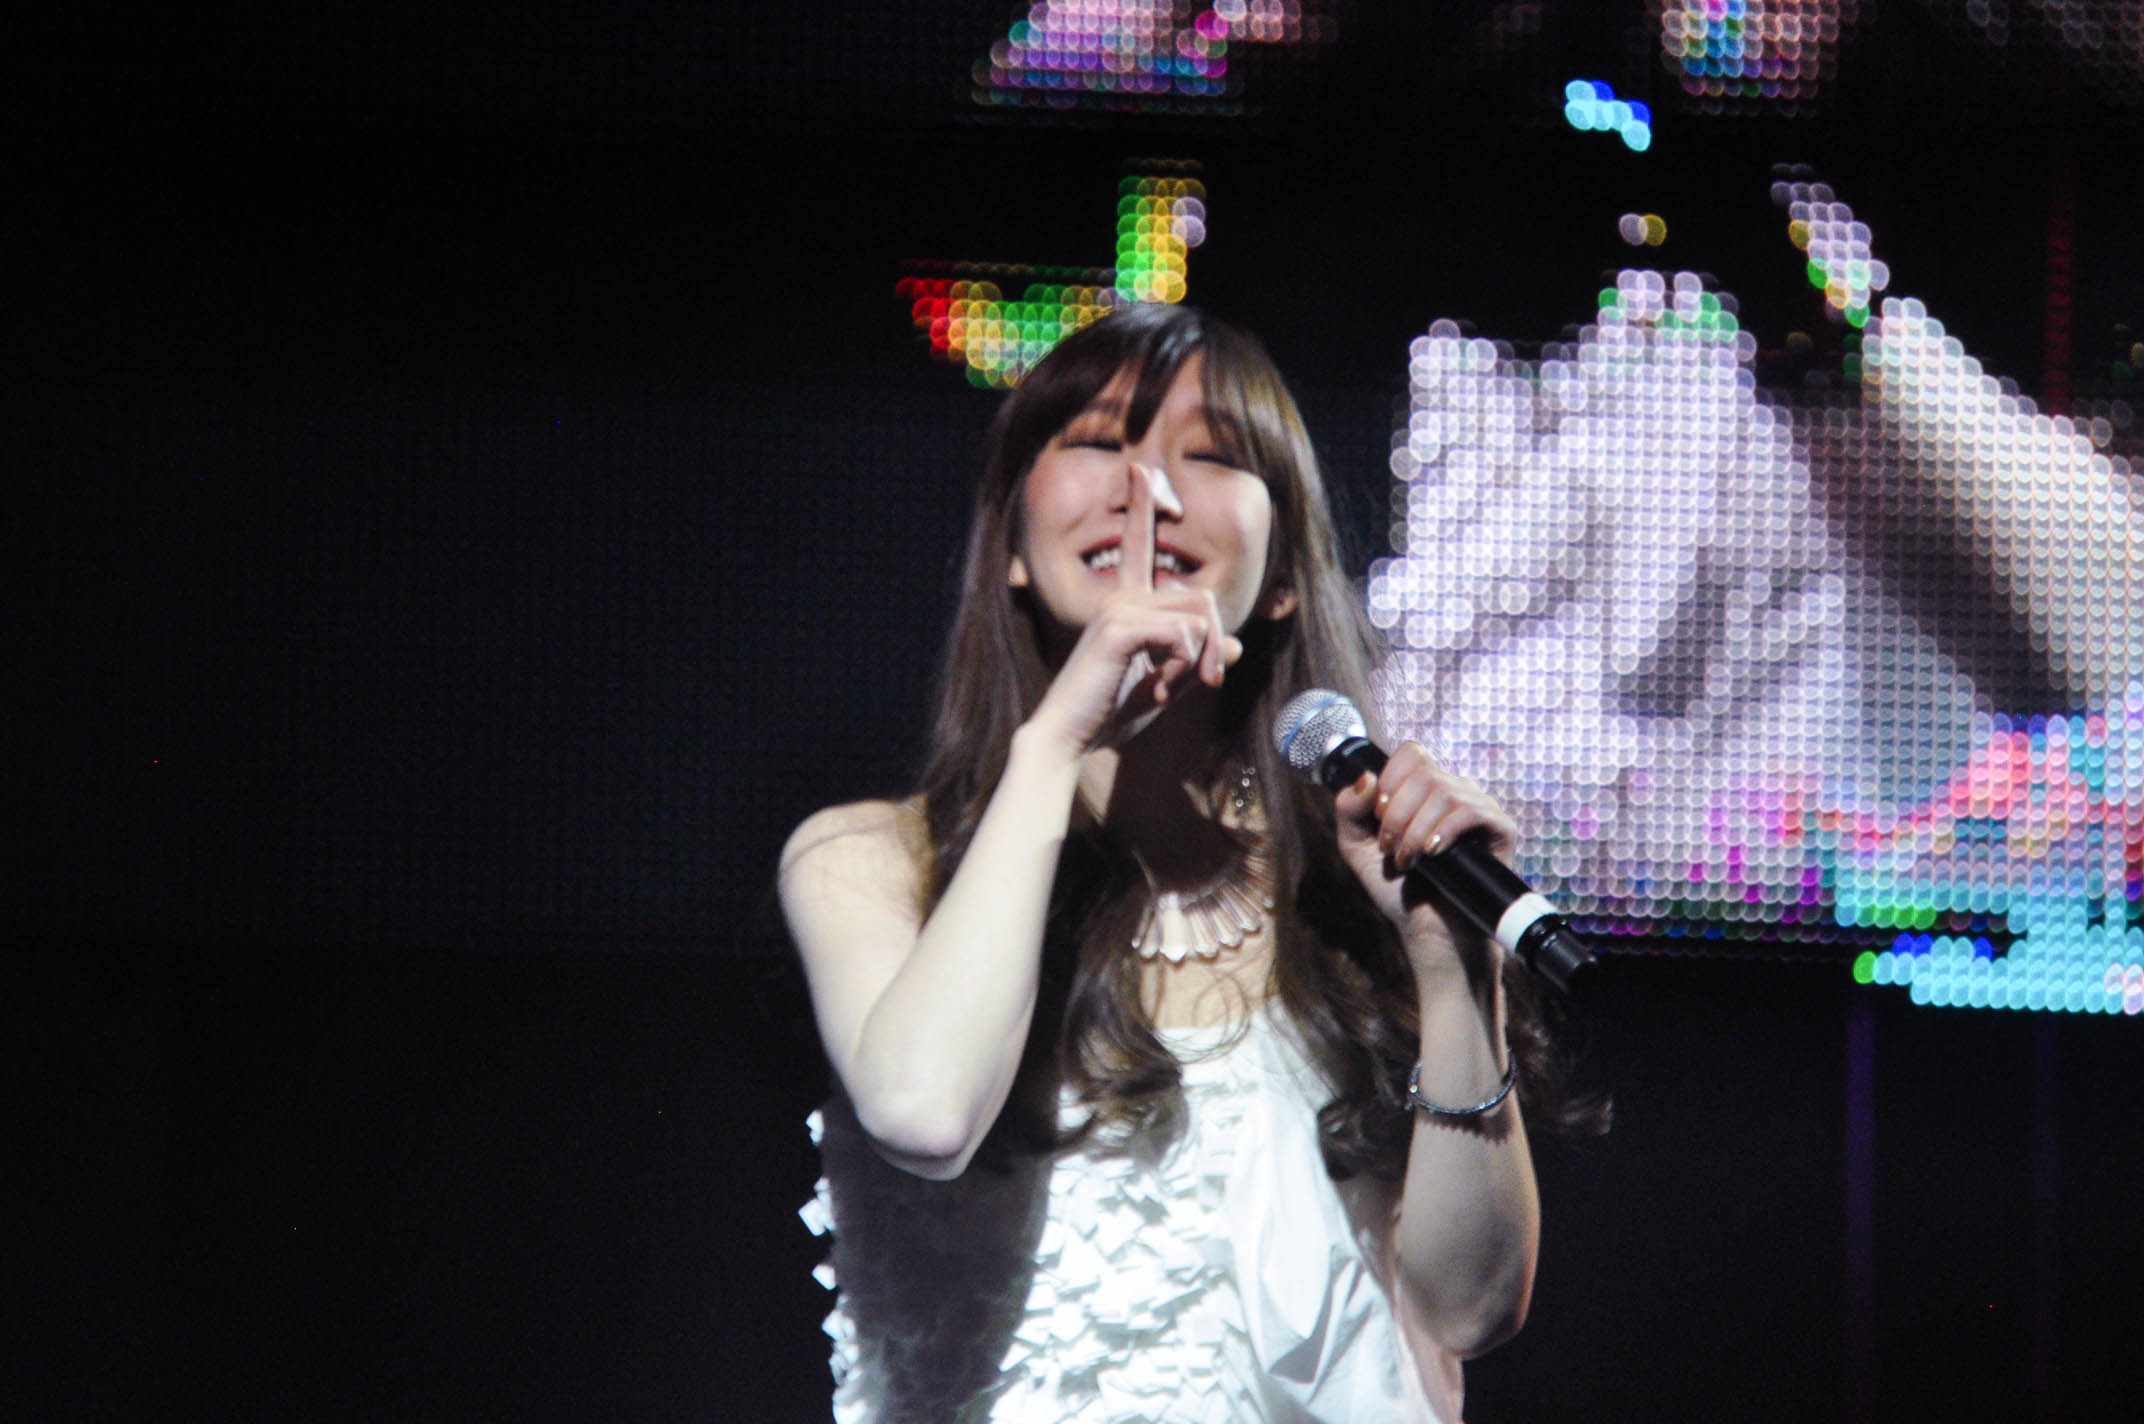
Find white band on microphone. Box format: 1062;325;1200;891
1493;892;1558;955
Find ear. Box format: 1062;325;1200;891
1008;553;1031;589
1260;584;1298;620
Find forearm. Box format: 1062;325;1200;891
1868;310;2140;707
1390;957;1541;1358
842;724;1083;1175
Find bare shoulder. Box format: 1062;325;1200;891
779;797;927;917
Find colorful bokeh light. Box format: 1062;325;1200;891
1658;1;1862;107
1563;78;1654;150
1776;175;1890;327
898;167;1207;388
974;1;1337;112
1618;212;1671;246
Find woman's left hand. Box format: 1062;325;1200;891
1332;742;1520;971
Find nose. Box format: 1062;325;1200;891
1126;461;1185;519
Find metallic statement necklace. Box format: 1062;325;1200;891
1130;764;1276;963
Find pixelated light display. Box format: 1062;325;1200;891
1618;212;1671;246
1563;79;1654;150
973;1;1337;112
1860;921;2144;1014
897;167;1206;388
1371;180;2143;1014
1777;176;1889;327
1657;1;1861;106
1852;708;2144;1012
1926;0;2144;108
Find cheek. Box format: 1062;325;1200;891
1011;473;1060;567
1014;478;1045;539
1234;488;1278;578
1216;486;1280;611
1017;458;1086;541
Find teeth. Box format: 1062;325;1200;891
1081;547;1196;574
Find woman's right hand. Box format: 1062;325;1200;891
1021;463;1243;759
790;465;1234;1177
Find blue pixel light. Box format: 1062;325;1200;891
1853;899;2144;1015
1564;79;1652;152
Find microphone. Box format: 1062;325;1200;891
1273;689;1595;993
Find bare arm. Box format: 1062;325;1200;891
781;465;1239;1179
1333;744;1541;1357
1386;943;1539;1357
781;730;1081;1179
1865;304;2141;710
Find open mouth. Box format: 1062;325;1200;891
1081;541;1201;576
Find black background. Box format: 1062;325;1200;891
22;4;2144;1420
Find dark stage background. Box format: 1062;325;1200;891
23;4;2143;1421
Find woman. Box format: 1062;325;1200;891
783;304;1553;1423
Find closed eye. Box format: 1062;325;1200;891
1055;414;1125;452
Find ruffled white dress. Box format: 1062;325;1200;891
801;1009;1463;1423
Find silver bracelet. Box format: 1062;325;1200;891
1406;1054;1518;1118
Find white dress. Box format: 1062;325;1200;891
801;1009;1462;1423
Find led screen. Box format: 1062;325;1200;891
1371;178;2142;1012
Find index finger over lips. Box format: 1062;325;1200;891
1121;461;1156;596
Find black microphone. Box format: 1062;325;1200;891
1273;689;1595;993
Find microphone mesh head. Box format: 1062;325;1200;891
1272;689;1367;780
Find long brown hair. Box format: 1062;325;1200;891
914;303;1572;1179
